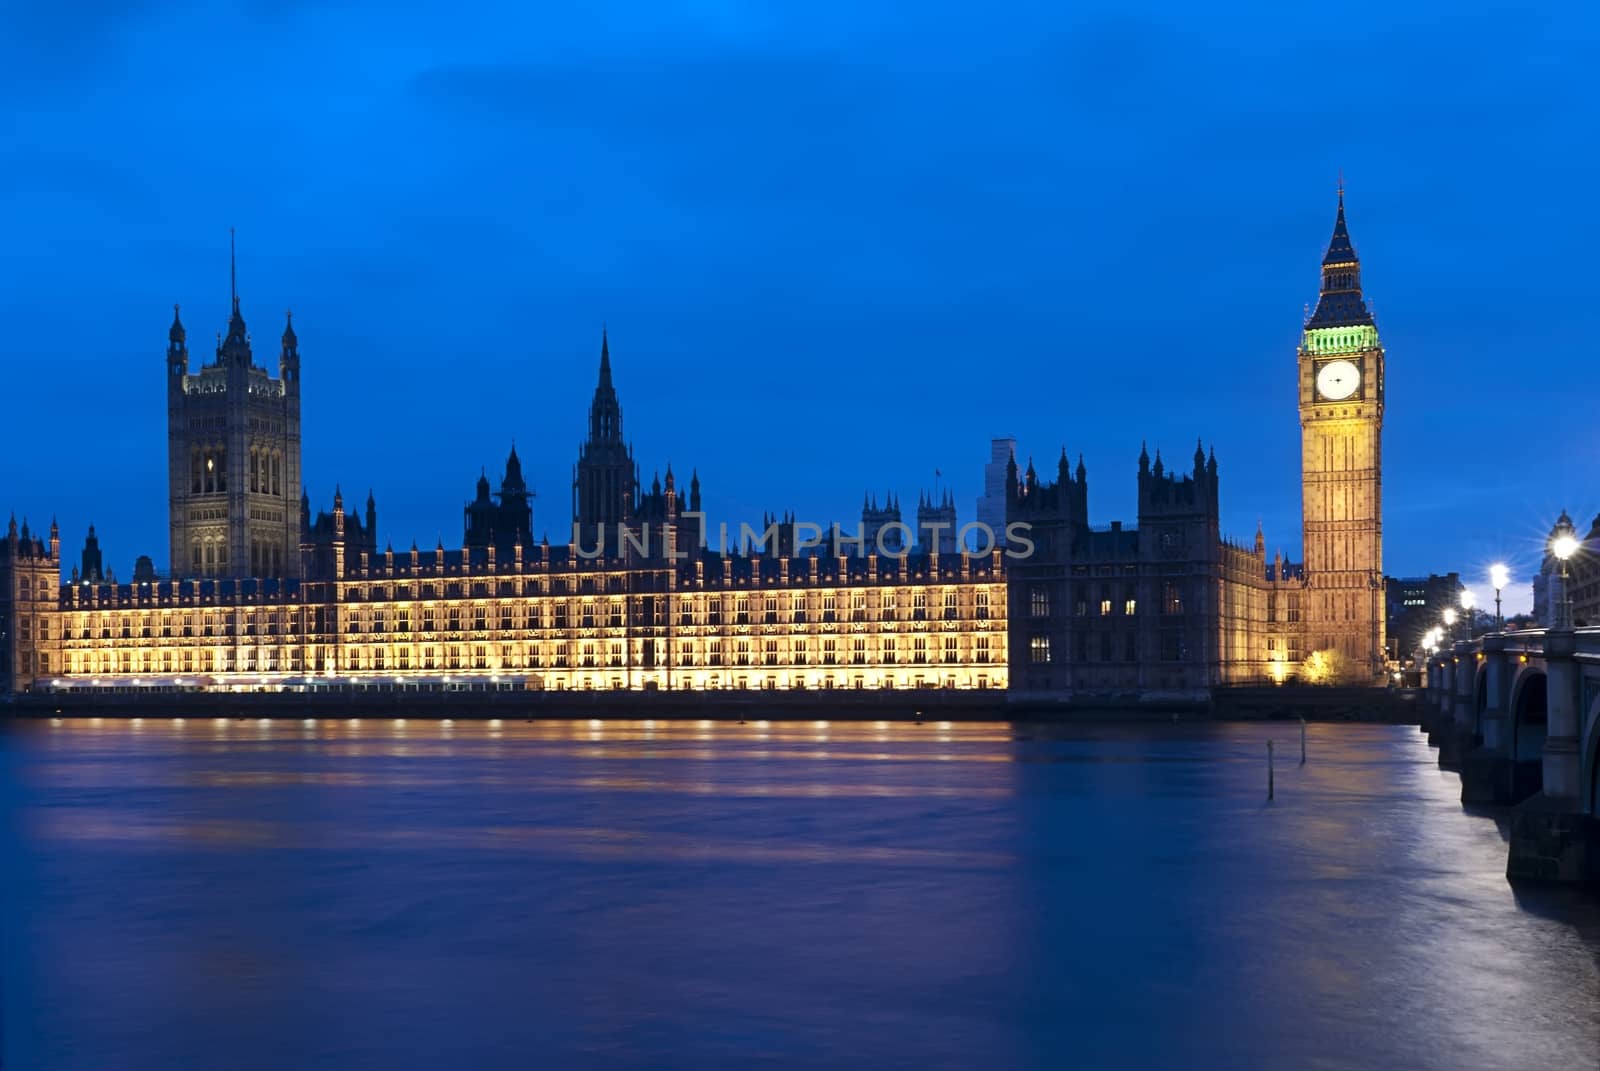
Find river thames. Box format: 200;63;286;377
2;717;1596;1069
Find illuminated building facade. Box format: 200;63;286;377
32;333;1007;694
47;541;1008;692
2;193;1393;699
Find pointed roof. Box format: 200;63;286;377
503;442;525;490
170;303;186;343
1307;188;1375;328
586;327;623;443
1322;188;1357;265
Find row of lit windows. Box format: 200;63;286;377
63;635;1004;677
63;590;1002;634
1028;583;1184;618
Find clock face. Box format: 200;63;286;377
1316;359;1361;401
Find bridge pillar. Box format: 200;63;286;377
1541;630;1581;799
1427;657;1453;751
1507;629;1600;883
1462;637;1520;804
1438;645;1475;768
1478;640;1508;751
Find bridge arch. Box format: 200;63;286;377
1508;667;1548;777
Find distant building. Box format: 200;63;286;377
975;438;1015;548
1385;573;1463;657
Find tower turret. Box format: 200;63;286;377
167;304;188;379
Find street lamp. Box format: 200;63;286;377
1552;532;1579;630
1489;562;1509;631
1459;589;1475;639
1442;607;1457;643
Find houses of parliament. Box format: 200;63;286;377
2;194;1387;698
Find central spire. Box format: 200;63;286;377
1321;187;1357;266
587;327;622;443
221;228;250;357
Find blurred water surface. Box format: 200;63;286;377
2;717;1596;1070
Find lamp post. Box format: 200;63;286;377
1489;562;1509;632
1443;607;1458;644
1551;532;1579;631
1459;589;1475;640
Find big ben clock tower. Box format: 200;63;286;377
1299;188;1385;679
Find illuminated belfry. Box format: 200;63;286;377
1297;186;1386;678
166;234;302;578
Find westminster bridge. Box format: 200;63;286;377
1423;626;1600;882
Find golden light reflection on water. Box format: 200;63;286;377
10;717;1600;1070
31;812;1015;868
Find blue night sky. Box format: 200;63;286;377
2;2;1595;612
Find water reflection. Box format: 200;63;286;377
2;718;1596;1070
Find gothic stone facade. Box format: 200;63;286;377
1004;445;1273;699
1;518;62;693
3;193;1391;697
166;291;303;580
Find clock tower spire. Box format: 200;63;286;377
1298;185;1385;679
